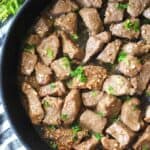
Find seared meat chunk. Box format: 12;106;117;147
26;34;41;46
39;81;66;97
71;65;108;90
54;12;77;34
144;105;150;123
117;55;142;77
121;98;143;131
132;60;150;94
76;0;102;8
37;34;60;66
61;89;81;125
79;8;103;35
44;127;88;150
80;110;107;133
21;52;37;76
22;82;44;124
110;19;140;39
96;93;122;117
97;39;122;64
101;137;121;150
143;7;150;19
103;75;135;96
35;62;52;85
141;24;150;44
127;0;149;17
122;41;150;56
60;31;84;60
51;57;71;80
34;17;52;38
104;2;124;24
83;31;111;63
50;0;79;16
133;126;150;149
73;136;99;150
82;90;103;107
42;96;63;125
106;121;134;148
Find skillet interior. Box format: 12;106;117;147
0;0;54;149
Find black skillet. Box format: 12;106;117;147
0;0;53;149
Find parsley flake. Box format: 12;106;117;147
146;91;150;97
43;100;50;108
61;57;71;69
106;86;115;95
49;141;58;150
91;91;98;97
49;83;56;90
93;132;103;141
47;48;54;59
116;3;128;10
118;51;127;62
71;34;79;41
97;112;105;118
60;114;68;121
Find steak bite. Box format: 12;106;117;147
42;96;63;125
143;7;150;19
76;0;102;8
97;39;122;64
120;98;144;131
122;41;150;56
110;19;140;39
51;57;71;80
37;34;60;66
127;0;149;17
141;24;150;44
73;136;99;150
34;17;52;38
21;52;37;76
80;109;107;133
71;65;108;90
79;8;103;35
22;82;44;124
117;55;142;77
104;2;124;24
35;62;52;85
83;31;111;63
26;34;41;46
106;121;135;148
133;126;150;149
61;89;81;125
103;75;136;96
54;12;77;34
144;105;150;123
132;60;150;94
50;0;79;16
60;31;84;60
96;93;122;117
101;137;121;150
82;90;103;107
39;81;66;97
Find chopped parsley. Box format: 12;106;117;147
132;104;138;111
142;144;149;150
93;132;103;141
70;66;87;83
91;91;98;97
24;43;35;53
97;112;105;118
0;0;24;22
48;125;56;131
47;48;54;59
71;123;81;141
60;114;68;121
116;3;128;10
71;34;79;41
109;115;120;123
106;86;115;95
118;51;127;62
49;83;56;90
146;91;150;97
124;19;140;32
61;57;71;69
43;100;51;108
49;141;58;150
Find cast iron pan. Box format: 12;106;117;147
0;0;53;149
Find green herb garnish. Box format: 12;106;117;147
48;125;56;131
70;66;87;83
110;115;120;123
116;3;128;10
49;141;58;150
124;19;140;32
142;144;149;150
43;100;50;108
24;43;35;50
61;57;71;69
0;0;24;22
97;112;105;118
60;114;68;121
91;91;98;97
146;91;150;97
71;34;79;41
71;123;81;141
118;51;127;62
106;86;115;95
93;132;103;141
47;48;54;58
132;104;138;111
49;83;56;90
